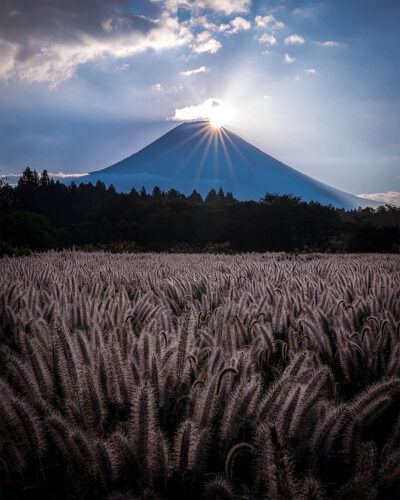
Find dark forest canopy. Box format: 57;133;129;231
1;168;399;255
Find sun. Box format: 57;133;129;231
207;100;236;130
210;117;223;129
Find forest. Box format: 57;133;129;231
0;168;399;255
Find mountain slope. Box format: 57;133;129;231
83;121;376;209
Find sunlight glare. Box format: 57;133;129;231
208;101;236;129
210;117;223;129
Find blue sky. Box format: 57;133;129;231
0;0;399;204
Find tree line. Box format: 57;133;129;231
0;167;399;254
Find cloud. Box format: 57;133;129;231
221;16;251;35
151;83;163;92
254;15;284;30
258;33;277;46
171;97;235;123
218;24;231;32
0;1;193;87
292;7;317;18
47;172;89;180
152;0;251;15
192;38;222;53
196;30;211;42
284;34;305;45
185;16;218;31
357;191;400;206
305;68;316;74
284;53;296;63
180;65;208;76
1;172;88;180
316;40;345;47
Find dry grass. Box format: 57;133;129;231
0;251;399;499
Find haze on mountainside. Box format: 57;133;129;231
75;121;377;210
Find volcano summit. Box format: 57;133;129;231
79;121;375;209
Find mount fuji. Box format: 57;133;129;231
76;121;376;209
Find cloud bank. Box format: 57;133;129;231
358;191;400;206
0;172;88;183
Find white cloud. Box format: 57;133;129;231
171;97;235;124
305;68;316;74
180;65;209;76
357;191;400;206
152;83;163;92
1;172;88;180
192;38;222;53
186;15;218;31
0;16;193;88
218;24;231;32
258;33;277;46
284;34;305;45
284;52;296;63
196;30;211;42
50;172;89;179
254;15;284;30
199;0;251;12
224;16;251;34
261;50;270;55
152;0;251;15
316;40;345;47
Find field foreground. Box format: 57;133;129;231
1;252;400;499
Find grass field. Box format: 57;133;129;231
1;252;399;499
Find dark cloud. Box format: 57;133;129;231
0;0;192;86
0;0;155;60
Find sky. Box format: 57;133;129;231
0;0;399;204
